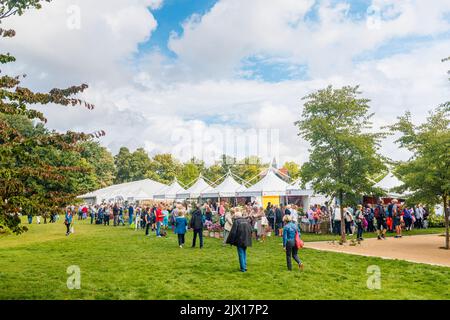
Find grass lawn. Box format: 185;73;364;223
0;218;449;300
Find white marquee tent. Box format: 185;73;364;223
286;179;330;208
154;179;185;200
176;175;215;200
286;180;314;197
374;172;406;198
201;173;248;198
78;179;167;204
236;167;290;197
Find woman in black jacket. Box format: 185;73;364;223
226;211;253;272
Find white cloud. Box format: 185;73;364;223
1;0;449;167
0;0;159;88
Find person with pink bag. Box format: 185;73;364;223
282;215;304;271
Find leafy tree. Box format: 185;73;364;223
146;153;182;184
79;141;116;189
204;163;226;185
0;0;99;234
114;147;152;183
296;85;386;243
282;161;301;180
177;161;200;187
233;156;268;185
389;104;450;249
114;147;132;183
129;148;152;182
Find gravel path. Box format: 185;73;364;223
305;234;450;267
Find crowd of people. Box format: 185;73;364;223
40;198;431;273
61;200;306;272
331;200;430;241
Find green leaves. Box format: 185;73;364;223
0;0;51;20
297;85;386;204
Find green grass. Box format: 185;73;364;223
0;218;449;300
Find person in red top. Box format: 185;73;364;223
155;204;164;237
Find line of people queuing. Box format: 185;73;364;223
331;200;430;241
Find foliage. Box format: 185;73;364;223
0;0;50;20
0;0;99;234
282;161;301;180
203;163;226;185
177;161;200;187
296;85;386;242
146;153;182;185
232;156;268;186
388;102;450;248
79;141;116;189
114;147;152;184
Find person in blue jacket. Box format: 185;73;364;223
283;215;304;271
175;209;188;248
64;209;74;236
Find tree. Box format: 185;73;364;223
0;1;100;234
177;161;200;187
146;153;182;184
233;156;268;185
296;85;386;243
79;141;116;189
389;104;450;249
204;163;226;185
282;161;301;180
114;147;152;183
114;147;132;183
129;148;152;181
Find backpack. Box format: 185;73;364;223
362;217;368;228
374;206;380;219
374;205;385;219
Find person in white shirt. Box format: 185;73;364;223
290;205;299;223
333;206;341;235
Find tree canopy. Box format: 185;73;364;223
296;85;386;242
0;0;100;234
388;101;449;249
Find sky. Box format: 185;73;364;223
1;0;450;166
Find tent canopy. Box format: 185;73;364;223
154;180;185;200
78;179;167;204
201;174;247;198
236;167;290;197
176;176;214;200
286;179;314;196
374;172;403;191
374;172;408;198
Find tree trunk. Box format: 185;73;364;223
339;191;346;243
444;195;449;250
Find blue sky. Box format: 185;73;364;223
136;0;450;83
139;0;218;58
138;0;382;82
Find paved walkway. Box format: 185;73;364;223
305;234;450;267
